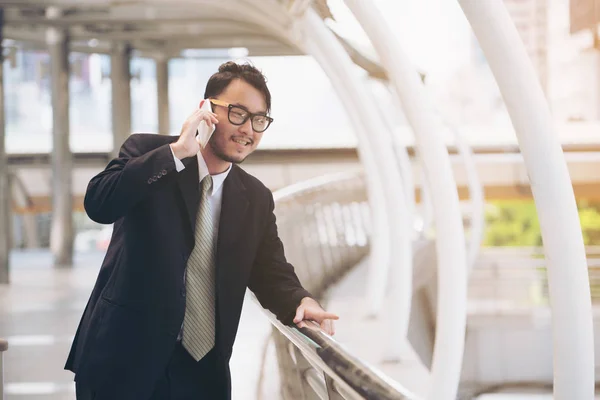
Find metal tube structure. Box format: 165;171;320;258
297;13;390;312
418;166;433;237
383;87;417;236
447;124;485;271
371;87;416;235
458;1;594;397
47;7;74;267
367;87;417;359
299;10;413;338
343;2;468;399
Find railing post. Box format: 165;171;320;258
1;338;7;400
273;329;311;400
294;352;325;400
324;375;345;400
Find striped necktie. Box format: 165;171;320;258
182;175;216;361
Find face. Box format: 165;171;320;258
207;79;268;164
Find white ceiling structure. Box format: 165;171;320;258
0;0;387;78
2;0;307;55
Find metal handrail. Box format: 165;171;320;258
257;171;419;399
258;299;417;400
0;338;7;400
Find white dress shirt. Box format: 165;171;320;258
170;146;232;237
170;146;231;341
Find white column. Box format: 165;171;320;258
298;11;413;337
458;1;594;398
0;8;9;283
111;42;132;156
343;1;468;399
47;6;74;268
156;56;170;135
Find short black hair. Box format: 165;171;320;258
204;61;272;113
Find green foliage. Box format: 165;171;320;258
483;199;600;246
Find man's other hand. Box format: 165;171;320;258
293;297;339;336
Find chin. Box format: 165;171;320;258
219;151;249;164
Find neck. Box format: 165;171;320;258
201;147;231;175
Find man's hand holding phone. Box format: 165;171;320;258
170;103;218;160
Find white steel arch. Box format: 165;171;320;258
363;80;416;322
364;80;417;360
296;9;414;345
365;82;417;359
447;123;485;271
343;1;468;399
458;1;595;398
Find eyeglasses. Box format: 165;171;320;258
209;99;273;133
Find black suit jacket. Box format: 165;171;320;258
65;133;311;399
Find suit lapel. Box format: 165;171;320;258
216;166;249;258
216;166;249;314
177;156;200;238
213;166;249;354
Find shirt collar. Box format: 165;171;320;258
197;151;232;195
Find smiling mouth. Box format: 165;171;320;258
232;137;252;147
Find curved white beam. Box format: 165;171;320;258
375;86;416;235
343;1;468;399
296;10;413;337
298;17;390;313
458;1;594;398
447;123;485;271
419;166;433;237
456;133;485;271
365;81;416;360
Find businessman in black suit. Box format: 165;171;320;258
65;61;338;400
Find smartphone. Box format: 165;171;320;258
196;99;216;149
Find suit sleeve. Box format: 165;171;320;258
248;191;313;325
84;135;179;224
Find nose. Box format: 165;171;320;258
238;117;255;137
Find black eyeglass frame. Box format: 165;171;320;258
209;98;273;133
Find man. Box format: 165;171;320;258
65;61;338;400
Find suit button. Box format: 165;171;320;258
152;176;158;182
147;178;152;184
180;288;186;297
161;169;167;176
